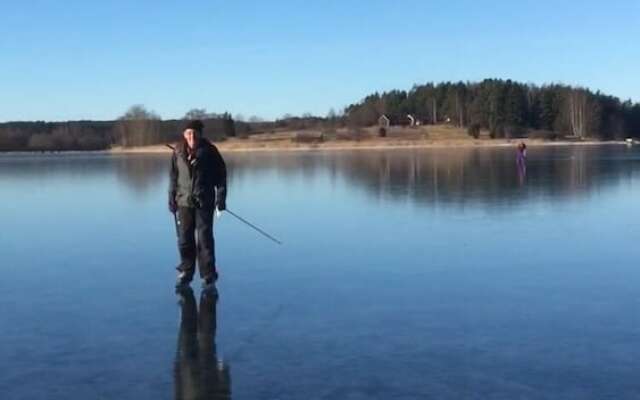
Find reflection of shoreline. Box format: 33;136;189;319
227;145;640;208
3;145;637;210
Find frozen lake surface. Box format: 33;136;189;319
2;146;640;399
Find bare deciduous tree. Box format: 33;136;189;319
184;108;210;120
567;88;598;138
117;105;161;147
432;98;438;124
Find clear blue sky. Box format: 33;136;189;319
2;0;639;122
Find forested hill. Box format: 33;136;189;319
345;79;640;139
2;79;640;152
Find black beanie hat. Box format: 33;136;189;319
185;119;204;133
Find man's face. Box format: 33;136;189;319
183;129;199;149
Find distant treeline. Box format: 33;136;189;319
345;79;640;139
0;104;340;152
0;104;338;152
0;106;240;152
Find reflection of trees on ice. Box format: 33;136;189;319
226;146;631;207
98;145;640;209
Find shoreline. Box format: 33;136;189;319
108;139;632;153
0;139;631;156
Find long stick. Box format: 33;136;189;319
225;209;282;245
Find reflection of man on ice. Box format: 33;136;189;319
174;287;231;400
516;142;527;166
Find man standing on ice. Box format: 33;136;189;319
168;120;227;290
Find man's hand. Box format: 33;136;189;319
216;198;226;211
216;187;227;211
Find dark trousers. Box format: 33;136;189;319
176;206;216;280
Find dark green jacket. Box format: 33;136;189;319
169;140;227;208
